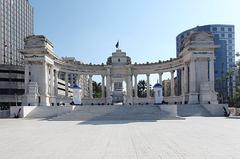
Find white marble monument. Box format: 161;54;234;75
20;32;218;106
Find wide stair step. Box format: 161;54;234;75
177;105;211;117
50;105;164;121
49;104;213;121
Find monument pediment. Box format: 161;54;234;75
189;32;212;42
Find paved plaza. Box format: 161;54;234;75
0;117;240;159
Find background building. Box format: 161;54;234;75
59;57;89;98
176;24;235;102
0;0;34;107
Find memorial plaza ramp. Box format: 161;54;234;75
49;104;214;121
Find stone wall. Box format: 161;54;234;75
10;106;75;118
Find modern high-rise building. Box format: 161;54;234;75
0;0;34;107
176;25;235;102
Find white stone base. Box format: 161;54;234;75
188;93;199;104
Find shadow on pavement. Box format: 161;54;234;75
77;117;185;125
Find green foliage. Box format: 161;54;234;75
92;81;102;98
137;80;147;97
230;87;240;108
229;61;240;107
136;80;153;97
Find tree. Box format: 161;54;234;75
229;61;240;107
92;81;102;98
137;80;147;97
226;69;234;99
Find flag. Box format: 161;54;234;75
115;41;119;49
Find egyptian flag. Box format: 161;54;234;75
115;41;119;49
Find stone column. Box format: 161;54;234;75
89;75;93;99
106;68;112;103
171;70;175;96
50;66;54;96
181;67;185;104
106;75;110;98
43;62;48;96
76;74;80;86
189;59;196;92
65;72;69;97
159;72;163;85
188;58;199;104
24;63;30;94
181;67;185;95
209;58;215;83
41;62;50;106
128;75;133;98
81;75;86;98
70;74;74;86
101;75;105;98
134;74;138;98
146;74;150;98
54;70;58;96
184;64;189;94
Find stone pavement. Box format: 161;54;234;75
0;117;239;159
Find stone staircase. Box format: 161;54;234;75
177;104;211;117
50;105;165;121
49;104;215;121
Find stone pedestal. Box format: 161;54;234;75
24;82;40;106
188;92;199;104
40;95;50;106
50;97;57;106
200;82;218;104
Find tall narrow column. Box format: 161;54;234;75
50;66;54;96
171;70;175;96
70;74;74;86
181;67;185;95
134;74;138;98
189;59;196;92
128;75;133;98
209;58;215;83
76;74;80;86
24;63;29;93
82;75;86;98
101;75;105;98
89;75;93;99
41;62;50;106
54;70;58;96
146;74;150;98
184;64;189;94
181;67;185;104
106;68;112;103
65;72;69;97
43;62;49;96
159;72;163;85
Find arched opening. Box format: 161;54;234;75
162;72;171;97
136;74;147;98
92;75;102;99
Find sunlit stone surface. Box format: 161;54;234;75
0;117;239;159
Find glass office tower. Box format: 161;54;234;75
0;0;33;107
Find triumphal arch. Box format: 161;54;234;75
21;32;218;106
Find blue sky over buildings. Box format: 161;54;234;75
30;0;240;66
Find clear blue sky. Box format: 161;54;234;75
30;0;240;66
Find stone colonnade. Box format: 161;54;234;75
22;32;218;106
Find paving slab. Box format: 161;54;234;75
0;117;239;159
